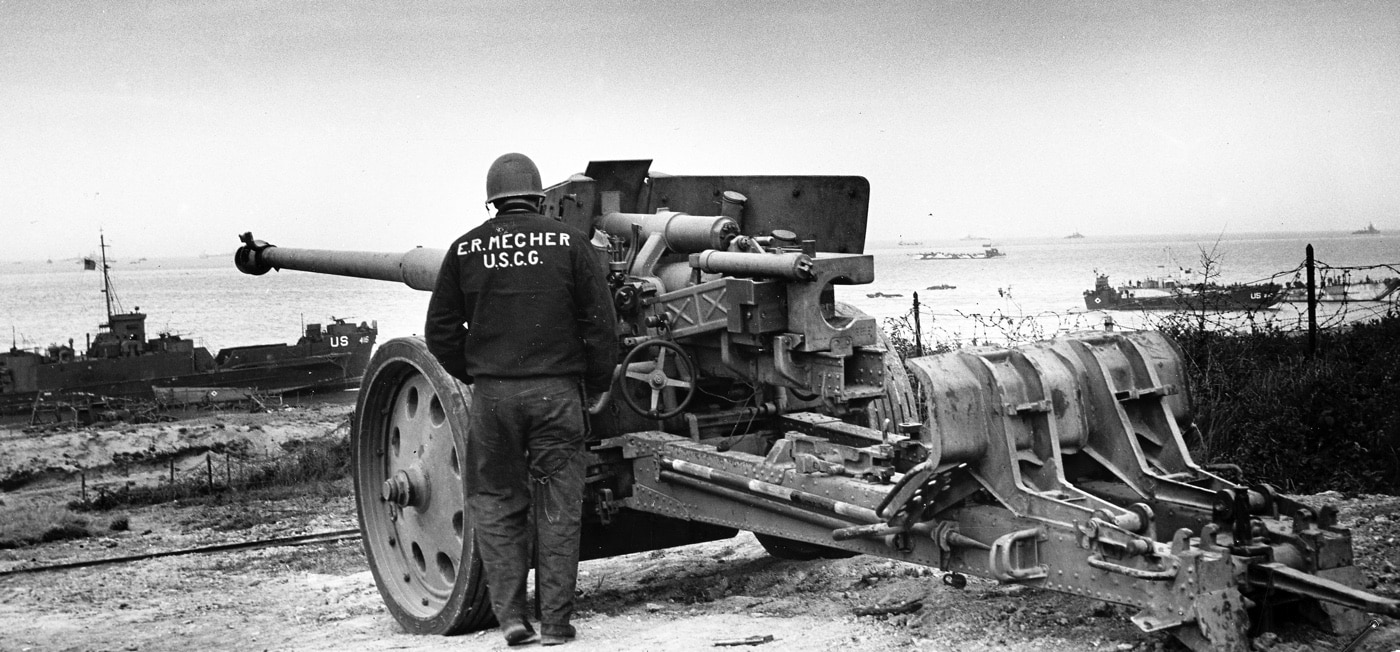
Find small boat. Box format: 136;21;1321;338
1352;223;1381;235
866;292;905;298
1321;278;1400;301
917;247;1004;260
1083;273;1283;311
1065;232;1085;239
151;386;260;406
896;240;923;246
924;284;957;290
1281;277;1400;303
1;234;377;414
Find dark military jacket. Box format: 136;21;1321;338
425;210;618;394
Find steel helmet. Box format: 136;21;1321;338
485;152;546;203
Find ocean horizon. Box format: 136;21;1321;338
4;229;1395;353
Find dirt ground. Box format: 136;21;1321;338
2;400;1399;652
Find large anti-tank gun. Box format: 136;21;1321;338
235;160;1396;650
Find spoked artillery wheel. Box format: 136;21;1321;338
353;337;494;634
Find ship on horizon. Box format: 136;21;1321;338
1352;222;1381;235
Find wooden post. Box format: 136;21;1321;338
206;453;214;493
1306;244;1317;358
81;468;87;505
912;292;924;357
169;458;175;485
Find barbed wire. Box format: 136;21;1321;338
1313;260;1400;274
885;265;1398;351
1248;262;1307;286
74;425;350;509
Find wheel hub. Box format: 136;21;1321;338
382;467;429;508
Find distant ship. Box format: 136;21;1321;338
1083;273;1283;311
917;246;1005;260
0;234;377;414
1065;232;1085;239
1352;223;1381;235
896;240;923;246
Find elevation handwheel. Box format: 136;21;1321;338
619;339;697;420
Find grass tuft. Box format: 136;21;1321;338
0;501;92;549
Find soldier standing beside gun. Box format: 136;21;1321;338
425;153;618;646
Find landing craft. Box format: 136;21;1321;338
0;234;377;415
1083;273;1284;311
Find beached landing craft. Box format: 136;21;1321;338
1083;273;1284;311
0;235;377;415
237;159;1395;651
1281;277;1400;303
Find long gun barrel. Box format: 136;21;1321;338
235;232;444;291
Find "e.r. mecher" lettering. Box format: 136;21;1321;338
457;231;572;255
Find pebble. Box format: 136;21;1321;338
1116;644;1135;651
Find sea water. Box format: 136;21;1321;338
2;231;1395;354
854;230;1399;345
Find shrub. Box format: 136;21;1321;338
1162;309;1400;494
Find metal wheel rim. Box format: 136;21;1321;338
358;360;467;620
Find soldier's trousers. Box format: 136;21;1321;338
466;375;587;630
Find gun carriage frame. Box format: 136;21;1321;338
234;160;1396;650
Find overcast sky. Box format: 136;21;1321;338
3;0;1397;261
